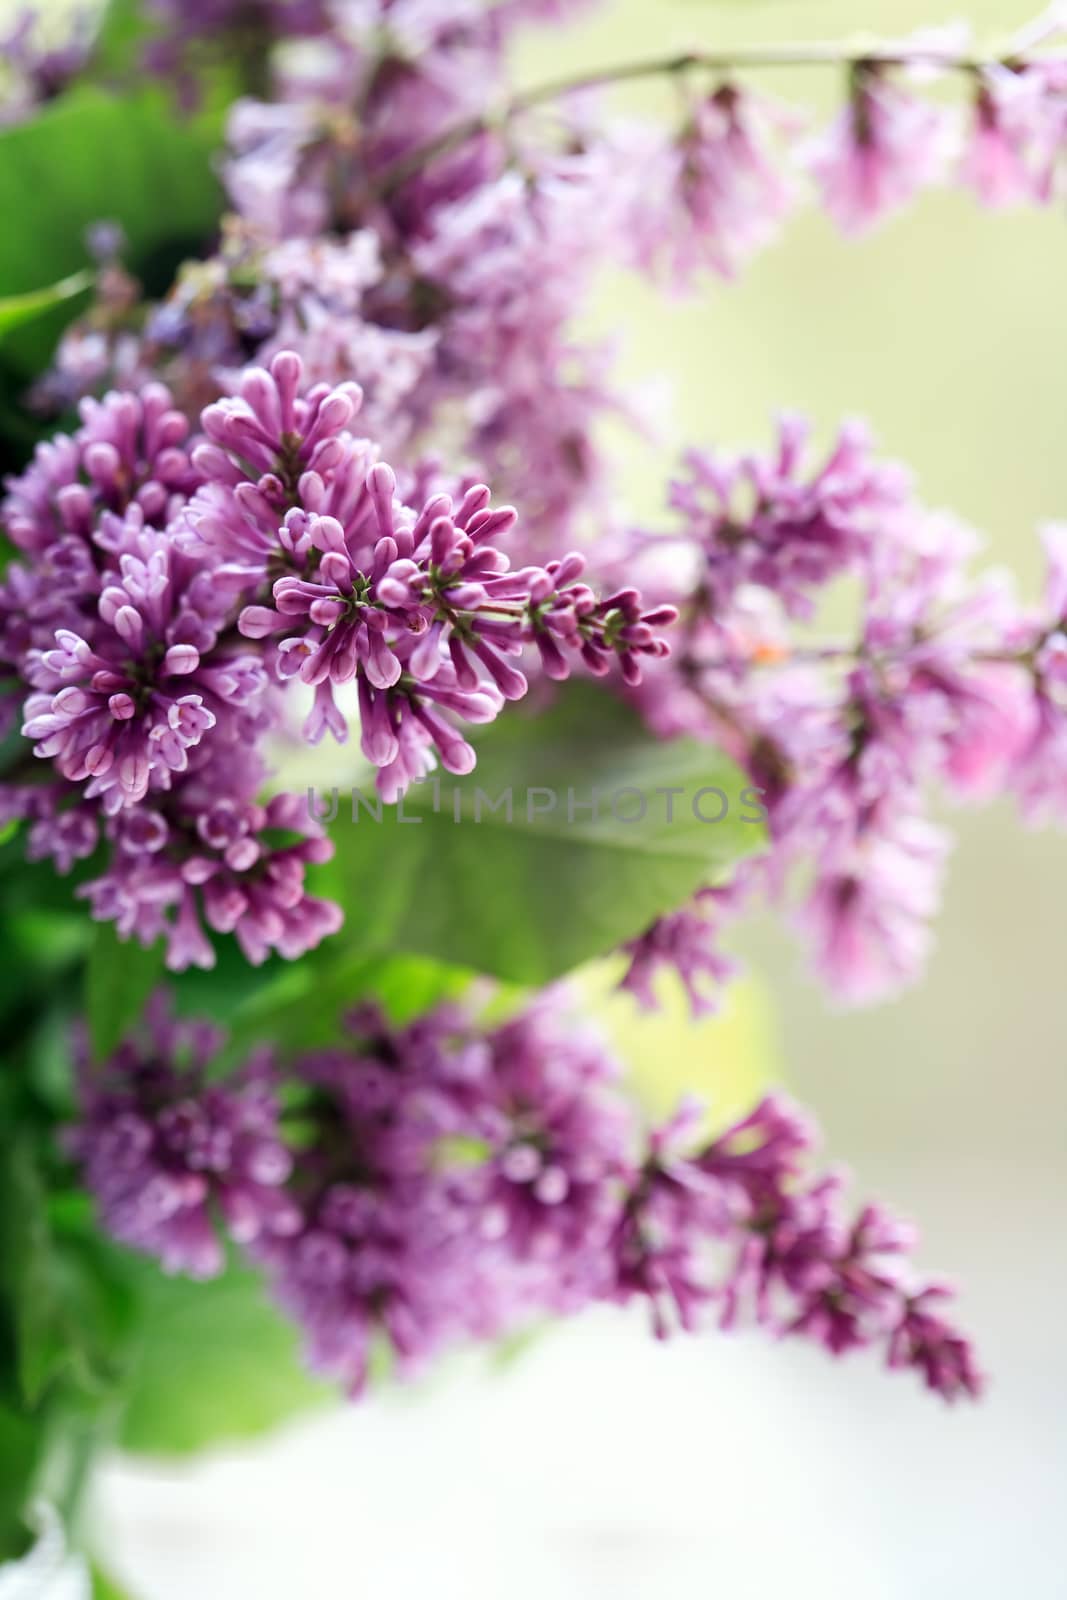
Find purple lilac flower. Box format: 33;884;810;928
406;154;633;552
666;415;914;619
619;423;1063;1008
255;994;636;1390
0;778;101;874
236;470;527;713
0;6;96;122
79;755;342;970
959;2;1067;206
191;352;673;786
794;807;950;1006
441;995;635;1311
619;885;742;1017
254;1003;484;1392
1;347;670;967
611;1101;728;1337
67;993;298;1278
887;1284;985;1400
21;518;266;812
802;61;960;235
996;522;1067;822
245;993;981;1402
963;67;1051;205
1024;58;1067;197
2;384;198;555
612;1094;983;1400
767;516;1019;1002
0;535;99;679
217;0;507;239
631;86;799;285
74;987;981;1401
28;10;1067;473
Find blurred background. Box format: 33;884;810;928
11;0;1067;1593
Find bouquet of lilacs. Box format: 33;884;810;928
2;0;1066;1581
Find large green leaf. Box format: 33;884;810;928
0;84;222;420
2;1142;68;1407
0;87;222;302
118;1260;330;1456
89;0;153;82
0;1143;137;1408
320;686;766;985
85;924;166;1064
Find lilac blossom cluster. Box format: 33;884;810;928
66;992;298;1277
37;10;1067;469
619;418;1067;1010
0;350;672;967
0;5;97;121
69;991;982;1402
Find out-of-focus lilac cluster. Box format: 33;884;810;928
35;0;629;554
0;350;672;968
615;1095;981;1401
615;14;1067;257
69;991;982;1402
618;419;1067;1011
66;992;299;1277
0;5;97;122
36;9;1067;475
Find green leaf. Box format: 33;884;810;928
0;272;93;344
0;85;222;393
92;1562;137;1600
321;685;765;985
89;0;152;81
0;86;222;299
0;893;93;1042
2;1142;68;1406
85;924;166;1064
0;1404;42;1561
118;1260;331;1457
0;1141;137;1408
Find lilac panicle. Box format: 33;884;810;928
666;414;913;620
3;384;197;553
620;417;1067;1011
963;59;1067;206
254;994;634;1392
630;85;798;286
70;989;982;1403
619;884;743;1017
67;993;298;1278
22;518;266;813
612;1094;983;1400
154;992;993;1401
191;351;674;787
802;61;960;234
78;754;343;972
